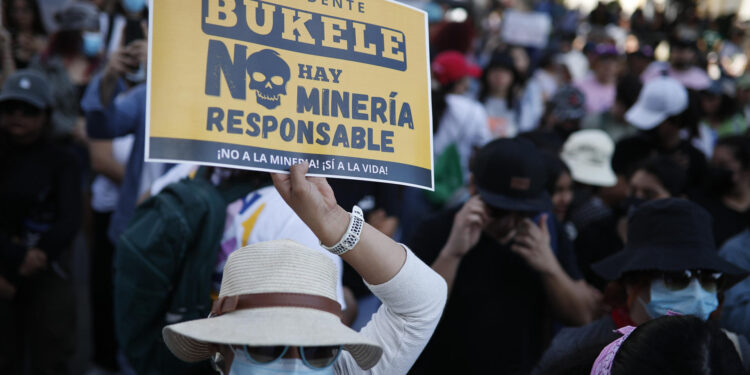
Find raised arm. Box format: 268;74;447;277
272;163;447;375
271;163;406;285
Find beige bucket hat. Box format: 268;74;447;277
162;240;383;370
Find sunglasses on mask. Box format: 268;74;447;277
652;270;723;293
211;345;342;372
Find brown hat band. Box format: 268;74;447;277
210;292;342;319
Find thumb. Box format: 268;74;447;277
289;162;310;194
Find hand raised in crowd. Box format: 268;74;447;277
0;276;16;300
510;214;559;275
18;248;48;277
432;196;489;293
271;163;349;246
444;196;489;258
104;43;144;79
273;163;407;286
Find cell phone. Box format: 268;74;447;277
123;20;145;47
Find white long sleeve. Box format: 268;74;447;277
334;246;447;375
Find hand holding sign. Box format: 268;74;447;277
271;163;349;247
272;163;409;287
147;0;433;189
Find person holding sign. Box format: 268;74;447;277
161;163;448;374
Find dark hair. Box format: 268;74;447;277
536;344;606;375
701;92;741;122
612;137;655;176
716;136;750;170
431;80;457;135
543;153;571;196
612;315;745;375
479;52;520;105
615;75;642;110
633;156;687;197
661;90;700;138
45;30;83;59
3;0;47;36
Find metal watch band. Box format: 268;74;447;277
321;206;364;256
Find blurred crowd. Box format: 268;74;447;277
2;0;750;374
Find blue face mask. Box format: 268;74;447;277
122;0;146;14
229;357;335;375
82;31;102;57
641;278;719;321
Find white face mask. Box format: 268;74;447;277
229;357;335;375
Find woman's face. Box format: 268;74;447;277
552;172;573;221
629;170;671;201
12;0;35;30
486;67;514;95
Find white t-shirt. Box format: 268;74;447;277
149;166;346;307
434;94;492;180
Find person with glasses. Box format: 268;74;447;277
162;163;448;374
0;70;82;374
533;198;750;374
407;138;602;374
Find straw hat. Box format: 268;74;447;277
162;240;383;369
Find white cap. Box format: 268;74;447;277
561;129;617;187
625;76;688;130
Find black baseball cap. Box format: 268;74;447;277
471;138;552;212
0;70;52;109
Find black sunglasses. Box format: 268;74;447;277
211;345;342;372
654;270;723;293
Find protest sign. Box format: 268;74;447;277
146;0;434;189
500;10;551;48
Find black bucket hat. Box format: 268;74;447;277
592;199;748;287
471;138;551;212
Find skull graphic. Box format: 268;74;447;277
246;49;290;110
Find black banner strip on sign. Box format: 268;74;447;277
149;137;431;187
201;0;407;71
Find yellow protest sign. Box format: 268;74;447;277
146;0;433;189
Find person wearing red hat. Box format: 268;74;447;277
429;51;491;201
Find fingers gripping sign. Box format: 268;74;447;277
271;163;349;247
